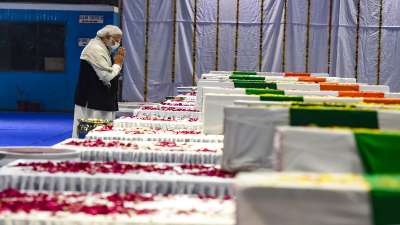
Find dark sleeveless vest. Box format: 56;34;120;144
74;60;119;111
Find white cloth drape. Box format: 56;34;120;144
273;126;364;173
262;0;285;72
121;0;146;102
135;109;201;120
381;1;400;91
221;104;400;172
122;0;400;101
235;172;372;225
222;106;289;172
308;0;330;73
79;149;221;165
0;160;233;197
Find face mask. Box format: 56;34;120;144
105;37;120;50
110;41;120;51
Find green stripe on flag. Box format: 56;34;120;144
231;71;257;75
229;75;265;81
354;130;400;174
294;102;349;108
233;80;267;88
365;175;400;225
245;88;285;95
265;82;278;89
260;94;304;102
289;107;379;128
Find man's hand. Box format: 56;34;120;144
114;47;125;65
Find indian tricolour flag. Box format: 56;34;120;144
235;172;400;225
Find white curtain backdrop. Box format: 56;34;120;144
122;0;400;102
381;0;400;92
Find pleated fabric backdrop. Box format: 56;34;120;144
122;0;400;102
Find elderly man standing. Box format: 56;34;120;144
72;25;125;138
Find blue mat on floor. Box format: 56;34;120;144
0;112;73;146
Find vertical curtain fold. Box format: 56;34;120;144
122;0;145;102
236;0;259;71
308;0;330;73
380;0;400;92
122;0;400;102
262;0;285;72
197;0;218;79
214;0;220;71
358;0;379;85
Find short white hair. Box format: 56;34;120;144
96;25;122;38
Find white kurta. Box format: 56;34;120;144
80;37;122;87
72;37;121;138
